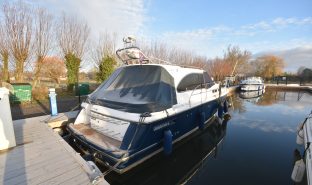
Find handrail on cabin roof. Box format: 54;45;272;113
116;46;203;70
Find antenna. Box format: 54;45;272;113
123;36;136;47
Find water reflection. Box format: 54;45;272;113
232;115;295;133
188;89;311;185
232;89;312;111
105;117;228;185
257;89;311;107
239;90;265;103
230;89;312;133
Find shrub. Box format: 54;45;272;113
32;86;49;100
96;56;116;82
64;53;81;91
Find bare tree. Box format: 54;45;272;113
206;57;232;81
2;1;33;82
138;40;196;65
0;25;10;82
32;8;53;88
92;32;117;82
57;14;90;89
40;56;66;84
58;14;90;59
92;32;117;67
223;45;251;76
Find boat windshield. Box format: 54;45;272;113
88;65;177;113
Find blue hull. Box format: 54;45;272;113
69;97;226;173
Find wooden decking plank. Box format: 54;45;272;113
0;146;60;167
14;130;55;140
0;140;62;165
13;126;45;136
1;136;60;153
14;128;47;138
27;163;83;185
60;173;91;185
3;157;80;185
40;166;90;185
78;179;92;185
2;158;74;183
0;149;68;178
0;150;73;180
0;138;59;159
0;113;97;185
14;130;51;140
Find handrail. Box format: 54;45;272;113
116;46;149;65
115;46;203;70
188;82;215;107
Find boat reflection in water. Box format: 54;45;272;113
103;116;228;185
239;89;265;103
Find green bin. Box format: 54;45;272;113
9;83;32;103
75;83;90;96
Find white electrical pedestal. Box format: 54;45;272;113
0;87;16;150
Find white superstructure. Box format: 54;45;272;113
240;77;264;91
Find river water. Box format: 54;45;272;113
104;89;312;185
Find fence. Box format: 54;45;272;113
269;76;312;86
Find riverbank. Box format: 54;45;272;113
265;84;312;93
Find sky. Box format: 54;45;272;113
3;0;312;72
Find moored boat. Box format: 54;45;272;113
240;77;264;91
67;37;229;173
292;111;312;184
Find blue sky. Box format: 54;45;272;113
146;0;312;31
1;0;311;71
143;0;312;57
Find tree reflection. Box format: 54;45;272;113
255;89;308;106
228;94;246;113
255;89;279;106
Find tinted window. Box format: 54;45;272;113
177;73;204;92
203;72;214;87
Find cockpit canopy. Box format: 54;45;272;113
88;65;177;113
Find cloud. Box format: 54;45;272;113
162;17;312;43
255;46;312;72
241;17;312;32
272;17;312;26
232;116;296;133
158;17;312;61
28;0;148;37
241;21;273;32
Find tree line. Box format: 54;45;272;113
138;41;287;81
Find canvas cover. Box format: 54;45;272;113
89;65;177;113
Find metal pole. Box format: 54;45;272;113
77;67;81;109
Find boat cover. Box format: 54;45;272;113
89;65;177;113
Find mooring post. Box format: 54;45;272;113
49;88;58;116
277;77;279;85
0;87;16;150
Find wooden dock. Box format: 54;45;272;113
0;113;108;185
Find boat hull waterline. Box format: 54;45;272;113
68;96;227;173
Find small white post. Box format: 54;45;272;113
0;87;16;150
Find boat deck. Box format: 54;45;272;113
0;113;108;185
69;123;125;156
